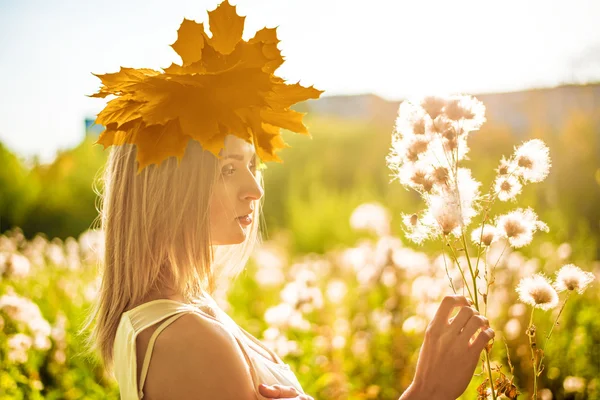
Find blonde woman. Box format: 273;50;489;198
81;2;495;399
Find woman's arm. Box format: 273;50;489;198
143;313;258;400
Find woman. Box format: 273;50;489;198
81;2;494;399
82;134;493;400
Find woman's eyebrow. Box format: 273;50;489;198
224;154;244;160
223;154;256;161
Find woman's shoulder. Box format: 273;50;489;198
141;312;258;400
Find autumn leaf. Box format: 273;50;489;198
95;97;144;128
170;19;206;66
207;0;245;55
90;0;323;174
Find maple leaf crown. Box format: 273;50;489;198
90;0;323;174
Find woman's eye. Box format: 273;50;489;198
222;166;235;176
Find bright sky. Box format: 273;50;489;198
1;0;599;163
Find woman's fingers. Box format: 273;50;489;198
429;295;471;333
258;383;306;399
458;314;490;344
469;327;495;354
448;305;476;335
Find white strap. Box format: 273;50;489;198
138;313;188;399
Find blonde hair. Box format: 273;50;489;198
79;138;264;376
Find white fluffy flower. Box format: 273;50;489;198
471;224;499;247
496;208;549;248
553;264;595;294
516;274;559;310
402;213;436;244
513;139;551;183
442;95;486;133
494;175;522;201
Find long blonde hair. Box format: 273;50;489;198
79;138;264;376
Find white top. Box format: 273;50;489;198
113;295;305;399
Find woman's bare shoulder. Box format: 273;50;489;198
142;312;257;400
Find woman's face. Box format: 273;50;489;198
209;135;263;245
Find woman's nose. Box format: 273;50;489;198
243;175;264;201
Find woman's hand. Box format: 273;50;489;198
408;295;495;400
258;383;314;400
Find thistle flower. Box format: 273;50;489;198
421;96;447;120
442;95;486;132
471;224;499;247
432;166;450;186
496;208;549;248
428;194;462;236
513;139;551;183
406;136;431;162
553;264;595;294
496;156;514;176
516;274;559;310
396;161;435;193
494;175;522;201
395;101;430;137
402;213;435;244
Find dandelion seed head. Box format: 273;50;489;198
421;96;447;120
496;208;548;248
406;137;430;161
516;274;559;310
553;264;595;294
443;95;486;132
402;213;435;244
432;166;449;185
496;156;513;176
517;155;533;169
442;128;456;141
513;139;551;183
413;118;426;135
428;194;461;236
396;162;436;193
395;100;430;136
495;175;523;201
471;224;498;247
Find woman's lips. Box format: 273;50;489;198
237;215;252;226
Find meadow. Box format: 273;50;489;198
1;91;599;399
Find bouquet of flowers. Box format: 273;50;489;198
386;95;595;399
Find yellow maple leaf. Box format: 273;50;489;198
90;0;323;174
207;1;245;55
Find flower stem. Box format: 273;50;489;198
462;231;496;400
443;235;474;301
537;292;571;372
460;233;480;310
528;308;538;400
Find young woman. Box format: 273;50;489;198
81;2;494;398
82;133;493;400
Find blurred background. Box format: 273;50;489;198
1;0;599;399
